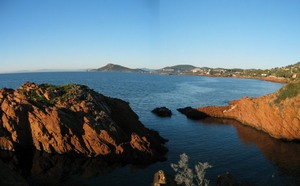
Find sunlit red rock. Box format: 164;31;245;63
198;82;300;140
0;82;167;163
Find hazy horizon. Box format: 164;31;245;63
1;0;300;73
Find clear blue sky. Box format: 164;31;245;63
1;0;299;72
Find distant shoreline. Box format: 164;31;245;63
197;74;289;84
0;70;290;84
160;73;290;84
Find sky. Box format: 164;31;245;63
0;0;300;73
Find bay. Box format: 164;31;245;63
0;72;299;186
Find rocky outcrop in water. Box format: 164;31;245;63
151;107;172;117
197;81;300;140
177;107;208;120
0;82;167;163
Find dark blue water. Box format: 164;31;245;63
0;72;299;186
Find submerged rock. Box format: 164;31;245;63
216;173;250;186
177;107;208;120
0;82;167;163
197;81;300;141
152;107;172;117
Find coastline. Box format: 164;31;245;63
238;76;289;84
197;81;300;141
195;74;290;84
157;71;291;84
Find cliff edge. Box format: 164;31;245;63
0;82;167;163
198;81;300;140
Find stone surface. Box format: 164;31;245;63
177;107;208;120
197;82;300;140
152;107;172;117
0;82;167;163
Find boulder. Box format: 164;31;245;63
152;107;172;117
177;107;208;120
0;82;168;164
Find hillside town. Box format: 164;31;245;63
156;62;300;82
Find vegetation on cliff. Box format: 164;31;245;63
275;80;300;103
18;83;91;107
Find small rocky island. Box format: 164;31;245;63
197;81;300;141
152;107;172;117
0;82;167;163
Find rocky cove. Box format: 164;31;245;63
0;73;299;185
157;81;300;141
0;82;167;163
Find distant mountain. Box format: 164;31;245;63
163;64;196;71
89;63;146;73
88;62;300;82
140;68;157;72
154;64;197;74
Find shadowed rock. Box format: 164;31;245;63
0;82;167;164
151;107;172;117
177;107;208;120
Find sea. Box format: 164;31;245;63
0;72;299;186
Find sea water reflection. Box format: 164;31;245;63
1;117;299;185
200;117;300;185
0;150;152;185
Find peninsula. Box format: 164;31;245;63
89;63;146;73
0;82;167;163
197;81;300;141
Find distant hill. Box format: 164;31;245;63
88;62;300;82
89;63;146;73
154;64;197;74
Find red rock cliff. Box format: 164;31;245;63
197;81;300;140
0;82;167;163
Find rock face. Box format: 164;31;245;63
152;107;172;117
197;81;300;141
0;82;167;163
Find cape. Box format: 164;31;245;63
198;81;300;140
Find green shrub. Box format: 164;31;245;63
276;81;300;103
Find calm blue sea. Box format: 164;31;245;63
0;72;299;186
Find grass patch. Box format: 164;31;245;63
275;81;300;103
18;83;92;107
